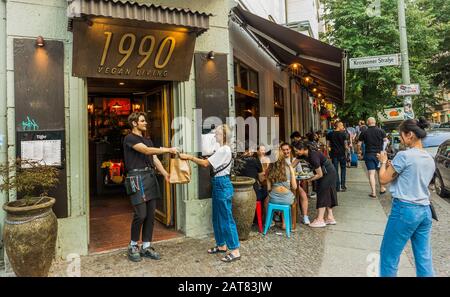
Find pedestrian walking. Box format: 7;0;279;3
326;121;349;192
294;142;338;228
180;124;241;262
358;117;388;198
377;118;435;277
356;120;368;159
123;112;178;262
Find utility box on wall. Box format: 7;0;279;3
13;39;68;218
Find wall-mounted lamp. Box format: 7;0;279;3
119;82;125;86
312;88;317;93
207;51;215;60
36;36;45;47
317;93;322;98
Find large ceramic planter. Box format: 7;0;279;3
3;197;57;277
231;176;256;241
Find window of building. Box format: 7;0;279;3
274;83;285;142
234;59;260;143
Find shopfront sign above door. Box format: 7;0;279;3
72;21;197;81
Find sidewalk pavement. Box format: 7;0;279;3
317;163;415;276
3;163;421;277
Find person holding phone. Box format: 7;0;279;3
377;118;435;277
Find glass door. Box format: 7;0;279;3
144;84;174;226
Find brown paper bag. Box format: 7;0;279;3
169;156;191;184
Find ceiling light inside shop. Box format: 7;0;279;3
119;82;125;86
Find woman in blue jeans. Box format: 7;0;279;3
377;118;435;277
180;124;241;262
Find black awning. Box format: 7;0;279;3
233;6;346;104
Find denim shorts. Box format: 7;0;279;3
364;154;379;170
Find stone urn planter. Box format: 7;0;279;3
3;197;58;277
231;176;256;241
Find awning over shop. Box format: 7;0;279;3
233;6;346;104
67;0;211;35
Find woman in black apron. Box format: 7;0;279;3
294;142;338;228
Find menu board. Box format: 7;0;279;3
20;139;62;167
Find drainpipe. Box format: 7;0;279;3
285;0;288;24
0;0;7;266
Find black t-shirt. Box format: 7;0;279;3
358;126;386;154
123;133;154;172
326;131;348;157
305;150;327;170
239;157;263;191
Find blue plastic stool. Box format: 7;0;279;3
263;203;291;238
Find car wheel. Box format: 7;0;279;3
435;173;450;198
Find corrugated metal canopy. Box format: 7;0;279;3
233;6;346;104
67;0;211;35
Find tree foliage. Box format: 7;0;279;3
321;0;442;123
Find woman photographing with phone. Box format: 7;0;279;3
377;118;435;277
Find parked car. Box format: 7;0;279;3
439;122;450;129
422;129;450;158
434;139;450;198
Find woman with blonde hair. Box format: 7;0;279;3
180;124;240;262
266;149;297;229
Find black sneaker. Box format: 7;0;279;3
128;244;142;262
341;186;347;192
140;246;161;260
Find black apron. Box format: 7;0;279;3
125;169;161;206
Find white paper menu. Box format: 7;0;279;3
21;140;62;167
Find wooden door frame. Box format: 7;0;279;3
145;84;175;226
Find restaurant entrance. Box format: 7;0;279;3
87;78;181;253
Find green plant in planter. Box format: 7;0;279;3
230;152;247;181
0;158;59;205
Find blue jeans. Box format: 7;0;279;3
211;175;240;250
332;156;346;189
380;199;434;277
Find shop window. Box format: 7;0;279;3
234;59;259;98
234;59;260;143
274;83;285;142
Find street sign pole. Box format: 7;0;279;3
398;0;414;119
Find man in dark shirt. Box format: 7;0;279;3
326;121;349;192
358;117;388;198
357;120;368;158
123;112;177;262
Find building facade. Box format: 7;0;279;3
0;0;344;266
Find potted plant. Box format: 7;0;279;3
230;153;256;241
0;158;59;277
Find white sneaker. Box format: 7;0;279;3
303;216;311;225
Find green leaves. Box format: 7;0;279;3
322;0;443;122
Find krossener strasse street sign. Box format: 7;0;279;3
349;54;401;69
